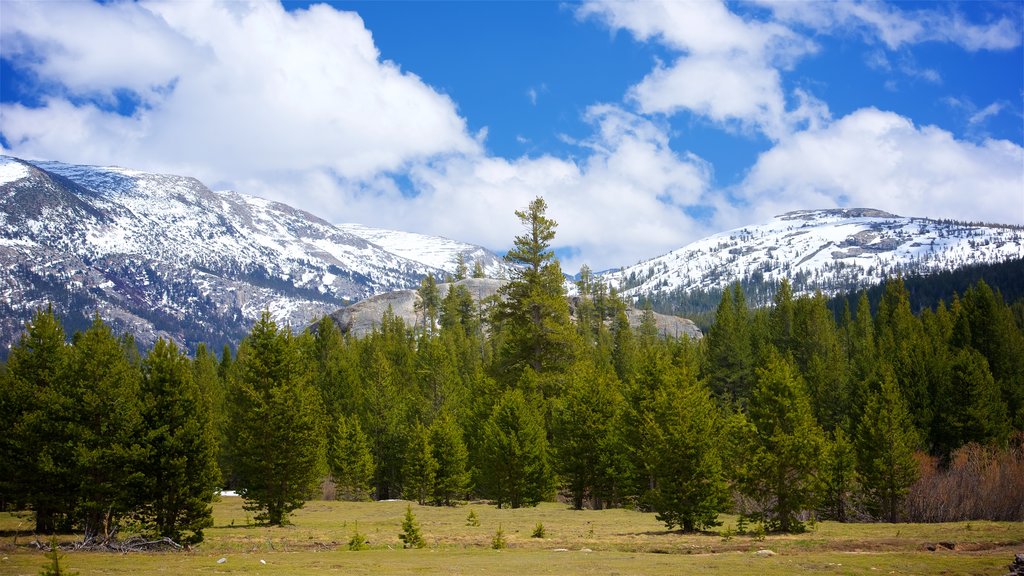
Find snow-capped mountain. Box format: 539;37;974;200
337;223;508;279
0;156;447;353
602;208;1024;305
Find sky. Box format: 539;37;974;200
1;0;1022;273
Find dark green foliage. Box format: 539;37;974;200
64;315;146;540
875;279;932;435
705;283;753;403
136;338;218;544
742;352;825;533
429;414;472;505
479;388;553;508
820;428;857;522
553;359;629;510
2;307;73;532
328;414;375;501
192;343;227;487
402;422;437;505
957;281;1024;428
643;374;730;532
399;504;425;548
931;348;1010;459
226;312;327;525
856;369;919;522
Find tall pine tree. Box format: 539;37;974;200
136;338;219;544
226;312;327;525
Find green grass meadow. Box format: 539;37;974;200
1;498;1021;575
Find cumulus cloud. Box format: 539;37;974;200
339;105;720;273
0;1;478;183
736;108;1024;225
579;0;821;140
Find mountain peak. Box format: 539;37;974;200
778;208;899;221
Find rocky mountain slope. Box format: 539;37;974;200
602;208;1024;305
336;223;508;279
0;156;452;353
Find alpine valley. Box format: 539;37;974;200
2;155;1022;355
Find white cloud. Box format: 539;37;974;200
969;102;1006;126
331;105;720;273
579;0;820;140
759;0;1022;52
737;108;1024;225
0;0;478;183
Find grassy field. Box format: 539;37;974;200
1;498;1021;575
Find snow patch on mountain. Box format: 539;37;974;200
336;223;508;279
0;156;444;354
603;208;1024;301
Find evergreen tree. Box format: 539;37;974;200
552;359;629;510
611;304;637;384
875;279;932;435
358;328;415;500
2;307;74;532
856;368;919;522
192;343;227;486
472;260;486;279
402;422;438;505
226;312;327;525
931;348;1010;459
415;274;441;334
845;291;877;424
705;283;753;403
429;414;471;505
642;375;730;532
455;253;468;281
742;352;825;533
479;388;553;508
958;280;1024;428
792;293;849;431
399;504;426;548
769;279;795;354
328;414;375;501
136;338;219;544
494;197;577;388
819;428;857;522
63;315;146;540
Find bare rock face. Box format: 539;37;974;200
325;277;702;340
624;308;702;340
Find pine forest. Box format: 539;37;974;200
2;197;1022;546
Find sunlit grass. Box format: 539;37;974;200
1;498;1021;575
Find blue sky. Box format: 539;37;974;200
1;1;1022;272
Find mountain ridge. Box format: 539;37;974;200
601;207;1024;307
0;156;462;354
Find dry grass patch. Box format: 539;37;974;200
1;499;1021;576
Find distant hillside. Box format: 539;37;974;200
608;208;1023;326
0;156;443;355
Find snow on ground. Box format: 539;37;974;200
0;156;30;185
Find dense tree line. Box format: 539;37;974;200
2;198;1021;541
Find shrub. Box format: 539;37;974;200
905;436;1024;522
491;524;507;549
